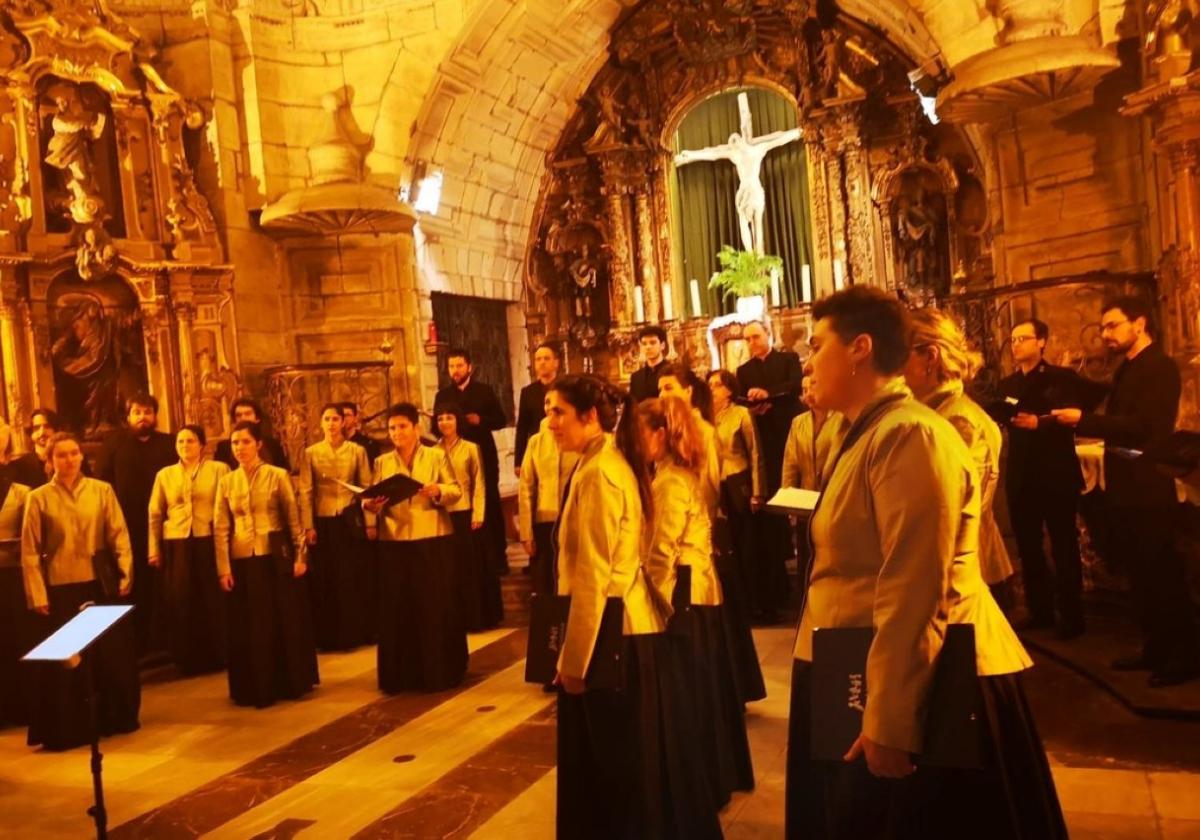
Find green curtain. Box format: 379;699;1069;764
671;88;813;316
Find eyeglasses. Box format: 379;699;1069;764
1010;335;1037;345
1100;318;1130;333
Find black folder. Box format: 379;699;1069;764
360;473;424;506
810;623;981;768
1112;430;1200;478
525;594;624;690
91;549;124;601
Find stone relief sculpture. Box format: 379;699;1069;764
890;175;950;303
43;86;108;225
74;225;116;281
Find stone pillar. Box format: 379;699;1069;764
0;280;26;436
174;298;198;423
597;151;640;327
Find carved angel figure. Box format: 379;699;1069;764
44;93;107;224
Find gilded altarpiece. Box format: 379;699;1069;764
524;0;994;378
0;1;239;444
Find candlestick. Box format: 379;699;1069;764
801;264;812;303
634;285;646;323
690;278;703;318
661;280;674;320
833;259;846;290
770;267;781;308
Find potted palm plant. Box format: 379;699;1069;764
707;245;783;319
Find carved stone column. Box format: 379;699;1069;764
174;297;198;423
0;276;27;435
634;189;661;323
597;150;640;327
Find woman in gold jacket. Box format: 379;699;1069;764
364;402;466;693
549;375;719;840
786;287;1065;840
903;308;1016;611
435;400;502;632
637;395;754;808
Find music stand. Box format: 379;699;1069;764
23;605;134;840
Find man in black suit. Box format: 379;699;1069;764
629;325;670;402
97;393;177;652
435;347;509;569
340;401;381;464
214;398;290;471
736;320;803;621
996;318;1106;639
514;341;560;475
1054;296;1198;686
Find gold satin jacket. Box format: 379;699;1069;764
437;437;485;525
922;380;1014;586
0;482;30;568
794;379;1031;754
556;435;667;680
213;462;306;577
517;419;579;541
643;459;722;608
148;459;231;558
295;439;372;529
368;445;460;542
694;412;722;520
713;404;765;497
782;409;846;491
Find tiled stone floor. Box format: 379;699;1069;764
1;623;1197;838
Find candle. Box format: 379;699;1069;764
801;264;812;303
690;278;703;318
833;259;846;290
662;280;674;320
770;267;781;308
634;285;645;323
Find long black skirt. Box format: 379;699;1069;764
449;511;503;632
310;515;375;650
0;567;38;727
227;552;319;708
161;537;227;674
557;632;722;840
785;660;1068;840
718;477;769;703
27;581;140;751
530;521;556;597
377;537;468;692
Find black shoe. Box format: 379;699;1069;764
1055;621;1085;641
1111;654;1155;671
1015;615;1055;633
1148;666;1200;688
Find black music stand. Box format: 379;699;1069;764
23;604;134;840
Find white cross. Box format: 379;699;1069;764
673;92;803;255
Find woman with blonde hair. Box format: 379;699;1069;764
903;307;1015;604
637;394;754;808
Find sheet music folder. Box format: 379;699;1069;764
334;473;424;505
23;605;133;663
1111;430;1200;478
763;486;820;516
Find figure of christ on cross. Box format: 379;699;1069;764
673;91;803;255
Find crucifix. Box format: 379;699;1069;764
673;92;803;255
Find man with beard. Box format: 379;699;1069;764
435;348;509;574
214;398;290;471
736;320;803;622
1053;296;1198;686
97;393;177;652
514;342;561;476
340;401;381;464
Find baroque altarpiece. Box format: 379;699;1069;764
0;1;239;443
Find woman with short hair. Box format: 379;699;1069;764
148;424;230;674
786;286;1063;839
364;403;467;692
214;421;318;708
21;432;140;749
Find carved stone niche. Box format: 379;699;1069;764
0;1;237;439
871;146;960;306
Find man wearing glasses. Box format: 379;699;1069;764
995;319;1104;640
1053;296;1198;687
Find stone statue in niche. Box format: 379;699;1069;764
817;29;844;100
892;176;950;302
569;244;599;319
673;91;801;254
49;277;148;437
1146;0;1200;77
43;86;108;225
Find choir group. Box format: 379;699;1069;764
0;285;1069;839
